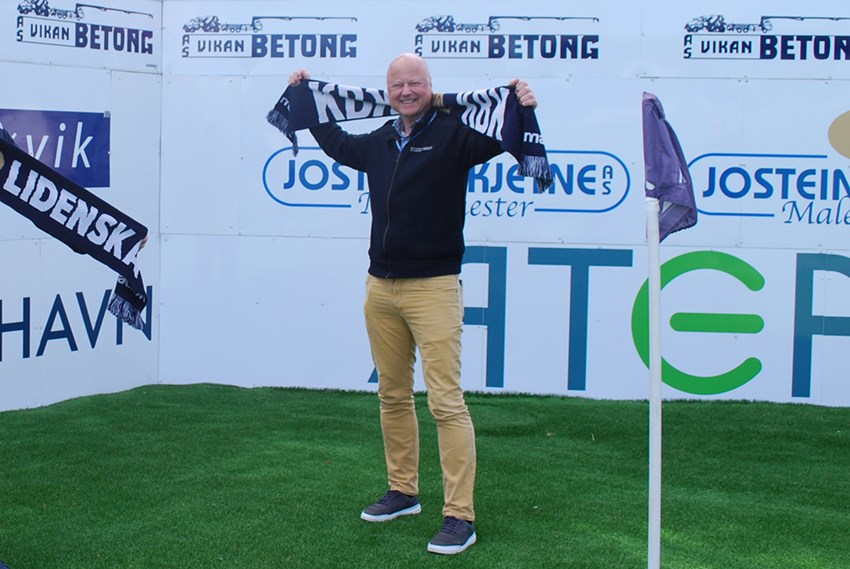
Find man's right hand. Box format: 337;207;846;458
289;69;310;87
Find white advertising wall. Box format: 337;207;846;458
0;0;162;410
2;0;850;410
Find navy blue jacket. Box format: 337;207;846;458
311;108;503;278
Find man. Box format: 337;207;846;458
288;53;538;555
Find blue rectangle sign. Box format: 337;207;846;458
0;108;111;188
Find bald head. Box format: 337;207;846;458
387;53;431;83
386;53;433;131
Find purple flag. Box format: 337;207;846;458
641;92;697;241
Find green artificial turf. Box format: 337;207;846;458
0;385;847;568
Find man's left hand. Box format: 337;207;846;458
509;79;537;108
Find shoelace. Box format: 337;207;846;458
442;516;466;533
379;490;402;504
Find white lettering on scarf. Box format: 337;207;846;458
2;159;139;266
310;81;393;123
455;87;509;141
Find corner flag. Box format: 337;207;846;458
642;92;697;241
640;92;697;569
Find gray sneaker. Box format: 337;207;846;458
427;516;477;555
360;490;422;522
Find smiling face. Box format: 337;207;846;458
386;54;433;131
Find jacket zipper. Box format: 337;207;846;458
383;148;403;278
381;112;435;278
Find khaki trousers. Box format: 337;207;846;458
364;273;477;521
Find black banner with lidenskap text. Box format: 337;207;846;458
0;136;148;329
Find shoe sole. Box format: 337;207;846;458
427;532;477;555
360;503;422;522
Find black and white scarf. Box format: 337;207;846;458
0;137;148;330
267;79;553;191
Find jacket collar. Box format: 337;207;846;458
393;107;437;139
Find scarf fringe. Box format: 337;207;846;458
266;108;299;155
108;292;145;330
521;155;554;192
265;107;288;134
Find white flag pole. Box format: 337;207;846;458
645;196;663;569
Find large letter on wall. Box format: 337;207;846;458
462;246;508;388
529;247;633;391
792;253;850;398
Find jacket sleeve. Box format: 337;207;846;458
309;123;373;172
452;120;505;169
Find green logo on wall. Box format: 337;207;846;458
631;251;765;395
